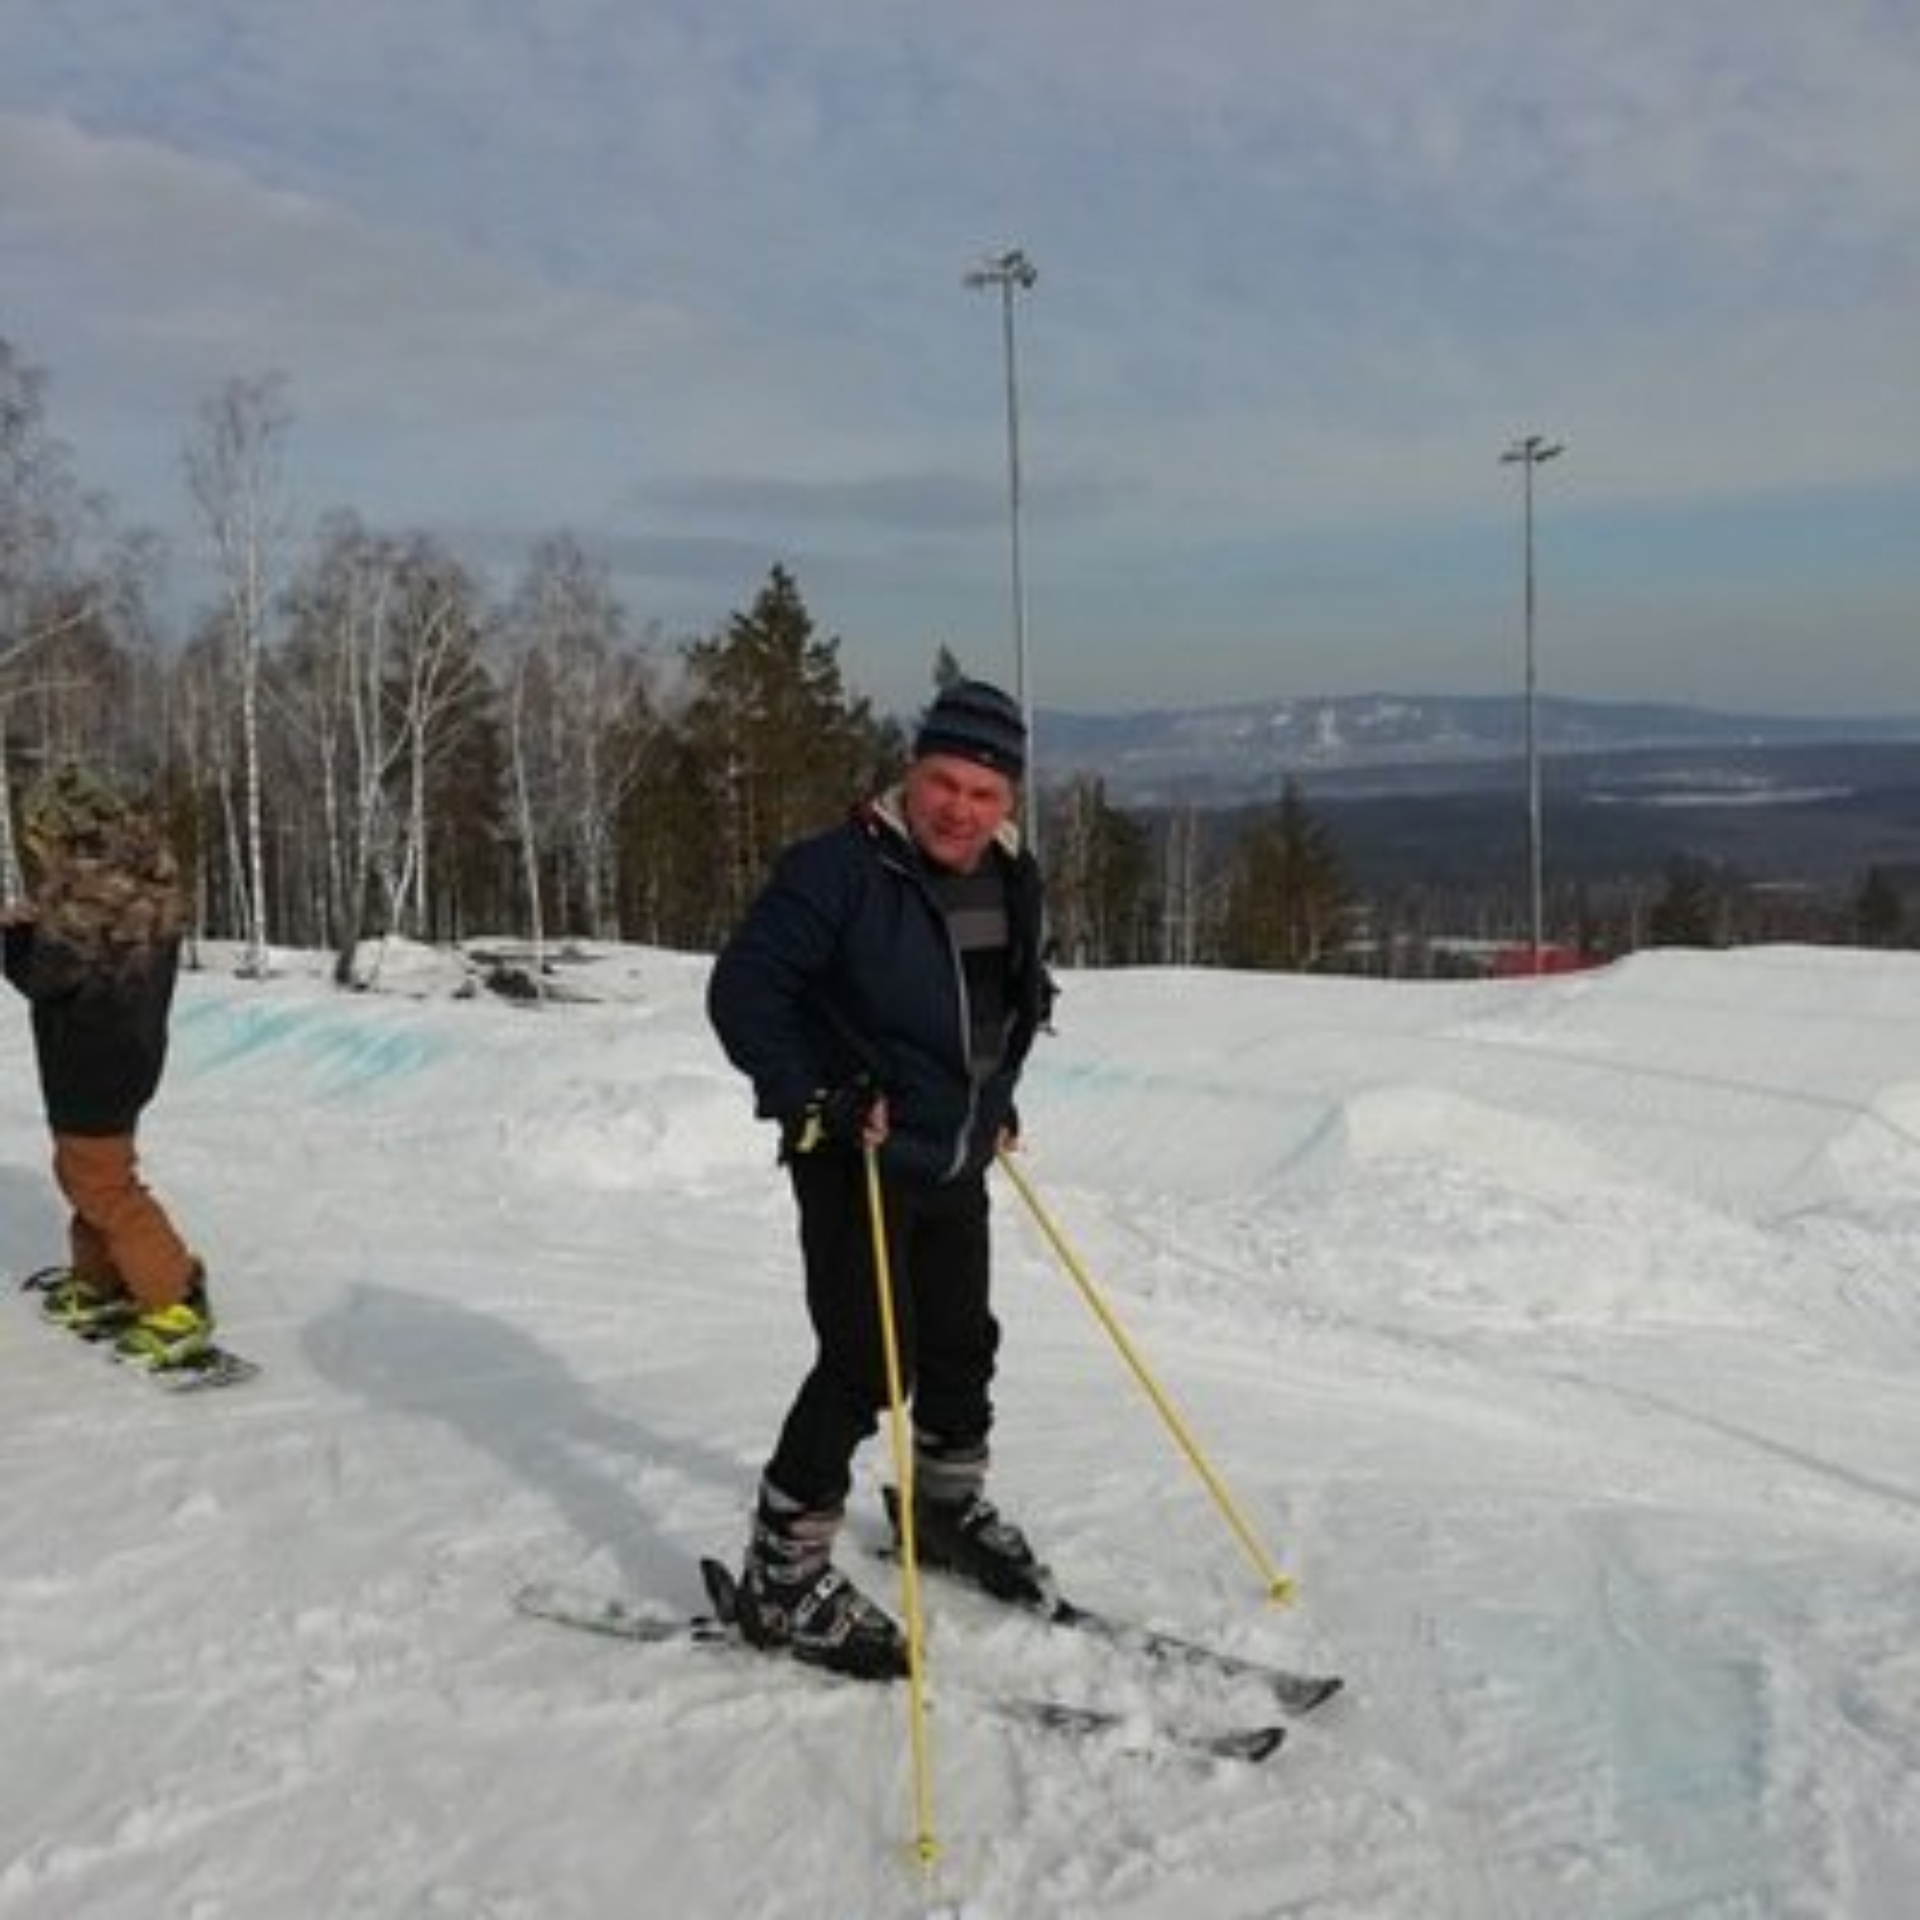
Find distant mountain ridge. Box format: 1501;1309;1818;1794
1038;693;1920;807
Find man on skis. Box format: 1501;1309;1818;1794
708;678;1053;1678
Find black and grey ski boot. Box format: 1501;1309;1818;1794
913;1491;1054;1605
735;1485;907;1682
905;1437;1055;1606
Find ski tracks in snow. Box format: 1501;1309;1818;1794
1056;1139;1920;1917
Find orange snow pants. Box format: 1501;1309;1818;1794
51;1133;197;1311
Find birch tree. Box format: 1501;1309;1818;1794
504;536;654;941
499;636;551;988
0;339;168;899
0;338;83;667
383;538;486;939
282;514;403;958
1047;772;1148;966
185;374;292;975
1161;806;1203;965
1;341;76;895
167;627;243;941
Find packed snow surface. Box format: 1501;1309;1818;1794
2;941;1916;1918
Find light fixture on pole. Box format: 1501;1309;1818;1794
1500;432;1564;969
965;246;1038;846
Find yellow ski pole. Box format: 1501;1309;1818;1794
863;1145;941;1872
996;1149;1297;1605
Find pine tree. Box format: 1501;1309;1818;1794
1854;866;1905;948
1219;777;1352;970
1647;856;1723;947
679;565;897;937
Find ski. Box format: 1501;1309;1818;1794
512;1567;1285;1766
16;1268;260;1391
1022;1590;1341;1716
880;1487;1342;1716
695;1557;1282;1762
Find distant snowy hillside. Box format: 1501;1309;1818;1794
1042;692;1920;806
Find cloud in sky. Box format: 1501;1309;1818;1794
2;0;1916;717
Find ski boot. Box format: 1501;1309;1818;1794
913;1490;1054;1605
907;1435;1055;1606
735;1485;907;1681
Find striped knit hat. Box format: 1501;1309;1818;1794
913;680;1026;780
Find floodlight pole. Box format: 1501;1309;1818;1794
1500;433;1564;968
965;247;1038;848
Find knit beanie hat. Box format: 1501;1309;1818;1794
913;679;1027;780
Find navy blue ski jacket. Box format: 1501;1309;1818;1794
708;794;1049;1186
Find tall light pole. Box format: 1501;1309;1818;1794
965;246;1038;846
1500;432;1564;968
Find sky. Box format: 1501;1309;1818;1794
1;1;1917;722
1;938;1916;1915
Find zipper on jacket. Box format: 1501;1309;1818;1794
880;830;983;1183
937;908;980;1183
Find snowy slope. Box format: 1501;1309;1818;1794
2;943;1917;1919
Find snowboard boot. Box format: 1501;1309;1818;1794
909;1435;1054;1606
735;1484;907;1682
113;1274;215;1371
38;1271;137;1340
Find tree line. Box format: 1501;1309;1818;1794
2;344;1358;977
2;340;1904;981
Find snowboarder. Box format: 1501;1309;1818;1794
708;680;1054;1677
3;764;217;1370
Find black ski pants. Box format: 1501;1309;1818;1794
764;1149;1000;1513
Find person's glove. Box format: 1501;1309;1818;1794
781;1079;880;1159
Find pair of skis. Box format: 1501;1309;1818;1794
15;1268;259;1391
516;1542;1340;1767
516;1565;1288;1764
